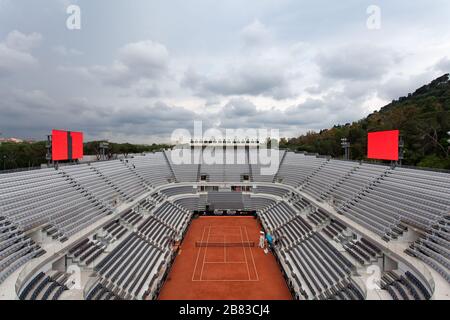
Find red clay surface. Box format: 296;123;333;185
158;216;292;300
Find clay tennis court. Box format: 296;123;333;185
158;216;292;300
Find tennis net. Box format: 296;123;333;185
195;241;255;247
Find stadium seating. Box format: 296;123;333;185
275;153;327;187
174;197;199;211
254;186;290;198
0;168;111;240
19;271;69;300
249;197;275;211
322;220;347;242
250;148;283;182
327;280;364;300
223;148;251;182
405;213;450;283
342;238;381;266
93;232;169;299
165;149;201;182
137;216;177;248
0;217;45;284
62;164;125;207
207;191;245;210
337;166;450;242
86;281;121;300
301;160;358;200
381;270;432;300
160;186;196;197
1;149;449;299
68;237;106;266
126;153;175;187
102;220;128;242
273;215;313;248
307;208;329;226
151;201;192;235
91;160;149;200
281;233;355;299
260;201;298;230
196;147;253;182
325;163;389;206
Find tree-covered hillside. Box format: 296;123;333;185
0;141;171;171
281;74;450;169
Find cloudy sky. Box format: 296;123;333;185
0;0;449;143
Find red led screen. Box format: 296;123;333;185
367;130;399;161
52;130;68;161
70;131;84;160
51;129;84;161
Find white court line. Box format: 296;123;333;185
192;279;260;282
199;225;211;281
239;226;251;281
192;225;260;282
192;225;207;281
204;261;247;264
244;225;259;281
223;234;226;263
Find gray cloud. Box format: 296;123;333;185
88;40;169;87
434;57;450;73
317;43;402;81
0;87;200;143
1;1;450;142
53;45;84;56
240;19;272;48
0;30;41;77
377;72;437;101
185;62;293;99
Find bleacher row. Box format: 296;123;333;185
322;220;347;242
257;196;435;300
0;157;173;241
165;149;201;182
251;149;283;182
91;230;170;300
405;213;450;282
381;270;432;300
281;232;356;300
151;201;192;237
137;216;177;248
19;271;70;300
83;196;194;300
174;197;199;211
160;186;196;198
0;168;109;241
276;153;327;187
249;197;275;211
256;198;357;299
0;217;45;285
102;220;128;241
255;186;289;198
320;218;384;266
86;281;121;300
259;201;299;230
68;238;106;266
126;153;175;187
307;208;329;226
0;156;177;288
274;154;450;284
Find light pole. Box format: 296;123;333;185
341;138;350;161
398;136;405;166
447;131;450;155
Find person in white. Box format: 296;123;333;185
259;231;265;249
